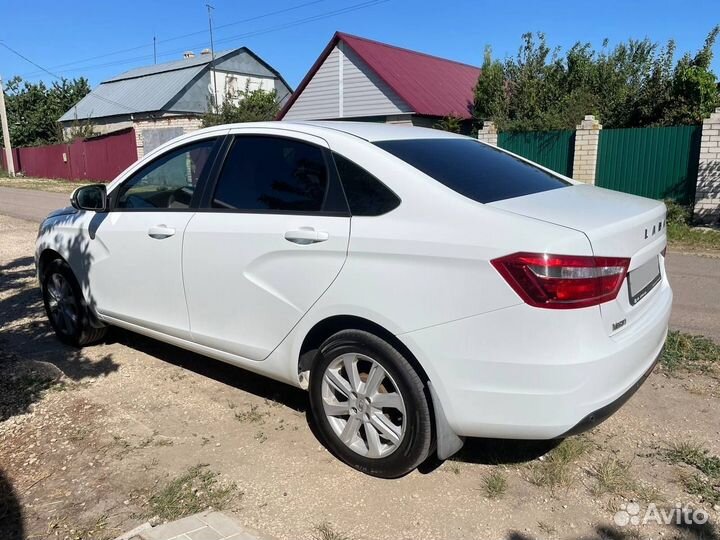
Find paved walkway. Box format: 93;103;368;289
116;511;270;540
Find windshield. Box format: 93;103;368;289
374;138;570;203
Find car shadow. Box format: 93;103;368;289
108;328;308;413
0;254;120;422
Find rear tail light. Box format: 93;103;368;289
491;252;630;309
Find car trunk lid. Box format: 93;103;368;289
490;184;668;337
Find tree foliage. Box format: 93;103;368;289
4;76;91;147
473;27;720;131
202;84;281;127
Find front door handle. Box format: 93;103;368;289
148;225;176;239
284;228;329;245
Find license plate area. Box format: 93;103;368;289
627;256;661;306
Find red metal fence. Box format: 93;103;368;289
1;128;138;182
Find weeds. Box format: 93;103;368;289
529;437;590;492
482;469;508;499
234;404;266;423
660;331;720;376
665;201;720;250
665;440;720;505
537;521;557;536
148;465;237;521
312;522;353;540
589;457;635;496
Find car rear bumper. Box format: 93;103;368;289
398;276;672;439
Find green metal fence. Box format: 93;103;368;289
498;130;575;177
596;125;701;204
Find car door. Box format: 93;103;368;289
182;131;350;360
87;137;220;339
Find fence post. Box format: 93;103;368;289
477;121;498;146
572;115;602;184
694;107;720;225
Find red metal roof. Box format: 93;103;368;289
278;32;480;120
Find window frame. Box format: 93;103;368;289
108;136;224;212
197;133;350;217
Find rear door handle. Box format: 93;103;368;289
284;228;329;245
148;225;176;239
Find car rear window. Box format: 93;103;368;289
374;138;570;203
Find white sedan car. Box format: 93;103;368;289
36;122;671;478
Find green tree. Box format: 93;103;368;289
472;26;720;131
5;76;91;147
202;84;281;127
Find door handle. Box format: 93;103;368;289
148;225;176;239
284;228;329;245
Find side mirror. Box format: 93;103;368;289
71;184;108;212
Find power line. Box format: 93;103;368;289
0;42;136;113
19;0;389;79
20;0;327;77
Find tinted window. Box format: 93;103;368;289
213;137;330;212
374;138;570;204
116;139;216;209
333;153;400;216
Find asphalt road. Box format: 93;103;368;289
1;185;718;342
0;187;70;222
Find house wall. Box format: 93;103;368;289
283;43;411;120
132;114;203;159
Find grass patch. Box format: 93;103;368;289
312;522;353;540
529;437;590;492
589;457;636;497
660;331;720;376
0;176;90;193
665;201;720;250
148;465;237;521
665;440;720;505
482;469;508;499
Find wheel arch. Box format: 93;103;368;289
37;248;66;281
297;314;431;389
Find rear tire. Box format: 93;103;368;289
41;259;107;347
309;329;432;478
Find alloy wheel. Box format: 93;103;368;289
46;272;79;336
320;353;406;458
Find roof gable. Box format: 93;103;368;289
279;32;480;120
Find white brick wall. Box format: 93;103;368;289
133;115;203;159
695;107;720;224
477;121;497;146
572;115;601;184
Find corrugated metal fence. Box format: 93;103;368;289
595;125;701;204
1;128;138;182
498;130;575;177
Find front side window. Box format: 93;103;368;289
212;136;331;212
375;138;570;204
116;139;216;209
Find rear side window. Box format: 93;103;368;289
374;138;570;204
212;136;332;212
332;153;400;216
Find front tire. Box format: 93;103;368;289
41;259;107;347
309;329;432;478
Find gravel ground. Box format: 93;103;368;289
1;213;719;540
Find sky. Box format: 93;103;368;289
1;0;719;90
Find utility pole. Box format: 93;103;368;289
153;36;157;64
0;76;15;177
206;3;219;112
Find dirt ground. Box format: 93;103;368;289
1;213;719;540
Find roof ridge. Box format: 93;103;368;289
336;31;480;70
105;48;241;83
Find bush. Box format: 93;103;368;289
665;200;692;226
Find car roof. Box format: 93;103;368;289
212;120;468;142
